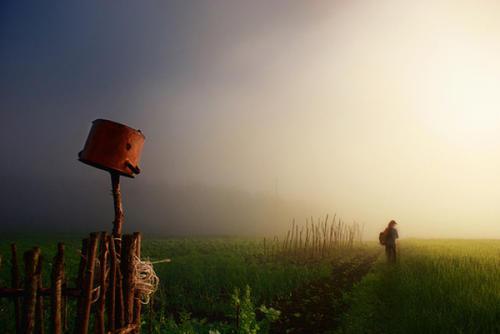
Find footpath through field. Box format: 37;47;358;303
270;249;380;333
336;239;500;334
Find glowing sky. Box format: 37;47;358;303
2;1;500;238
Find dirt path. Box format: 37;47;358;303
270;252;379;333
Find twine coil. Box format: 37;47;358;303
80;240;170;305
133;256;169;304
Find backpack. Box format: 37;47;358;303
379;229;387;245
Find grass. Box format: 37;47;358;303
2;235;498;333
0;233;376;333
144;237;337;318
338;239;500;334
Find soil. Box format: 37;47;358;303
269;253;379;334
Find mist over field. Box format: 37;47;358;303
1;175;319;236
2;0;500;239
1;3;499;333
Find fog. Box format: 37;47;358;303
2;1;500;239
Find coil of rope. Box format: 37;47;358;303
79;241;170;305
133;256;170;304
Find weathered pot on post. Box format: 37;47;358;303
78;119;145;178
78;119;146;332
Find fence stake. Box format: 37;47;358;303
116;268;125;328
133;232;142;333
22;247;41;334
51;243;64;334
107;235;117;331
11;243;22;334
63;274;69;333
77;239;89;289
122;234;137;325
96;232;109;334
76;233;100;334
35;254;45;334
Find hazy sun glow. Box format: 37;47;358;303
3;0;500;238
418;39;500;147
152;0;500;238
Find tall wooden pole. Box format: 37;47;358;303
111;172;125;329
111;172;124;239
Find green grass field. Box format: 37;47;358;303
338;239;500;334
1;236;498;333
0;235;378;333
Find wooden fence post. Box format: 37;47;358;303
96;232;109;334
11;243;22;334
22;247;41;334
133;232;142;333
122;234;137;326
107;235;117;332
76;233;100;334
51;243;64;334
116;260;125;329
63;275;69;332
35;254;45;334
77;239;89;289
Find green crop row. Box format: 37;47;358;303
338;239;500;334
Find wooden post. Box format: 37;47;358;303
107;235;117;332
11;243;22;334
111;172;124;238
63;275;69;333
117;269;125;328
77;239;89;289
35;254;45;334
51;243;64;334
133;232;142;333
96;232;109;334
122;234;137;325
23;247;41;334
111;172;125;329
76;233;100;334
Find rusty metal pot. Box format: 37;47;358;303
79;119;145;177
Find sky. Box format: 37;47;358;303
2;0;500;238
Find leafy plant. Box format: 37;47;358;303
232;285;280;334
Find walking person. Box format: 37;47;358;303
383;220;399;263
